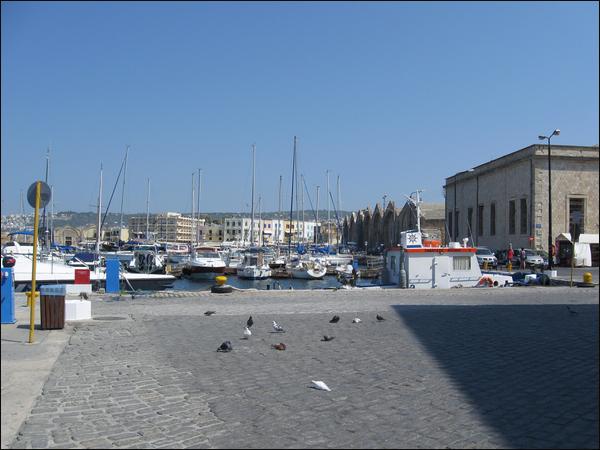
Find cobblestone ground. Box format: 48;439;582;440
9;287;599;449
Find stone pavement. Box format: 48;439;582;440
2;286;599;449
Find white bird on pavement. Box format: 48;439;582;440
272;320;285;332
352;318;362;323
243;327;252;339
311;380;331;391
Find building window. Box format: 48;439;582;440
448;212;453;239
520;198;528;234
490;203;496;236
569;197;585;238
509;200;516;235
467;207;473;236
477;205;484;237
453;256;471;271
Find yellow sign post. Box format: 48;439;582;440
28;182;41;344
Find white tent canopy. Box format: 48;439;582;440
556;233;599;244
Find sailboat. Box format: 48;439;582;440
236;145;272;279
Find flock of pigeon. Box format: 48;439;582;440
206;310;387;392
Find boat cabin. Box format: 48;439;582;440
385;231;482;289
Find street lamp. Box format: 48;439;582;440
538;129;560;270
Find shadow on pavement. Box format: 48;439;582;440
392;304;599;449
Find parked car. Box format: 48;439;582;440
476;247;498;269
523;249;545;268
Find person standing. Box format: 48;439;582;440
507;244;514;267
519;247;526;270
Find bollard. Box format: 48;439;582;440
211;276;232;293
580;272;595;288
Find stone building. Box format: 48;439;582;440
343;201;445;252
444;144;599;263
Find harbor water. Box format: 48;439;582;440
171;274;383;291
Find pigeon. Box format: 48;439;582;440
352;318;362;323
321;335;335;342
566;306;578;315
329;315;340;323
79;292;89;300
272;342;286;351
247;316;254;328
243;327;252;339
272;320;285;332
204;310;216;316
310;380;331;391
216;341;233;352
376;314;385;322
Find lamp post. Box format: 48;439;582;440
538;129;560;270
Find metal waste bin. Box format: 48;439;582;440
39;285;66;330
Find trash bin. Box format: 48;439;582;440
39;285;66;330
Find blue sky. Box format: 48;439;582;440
2;1;598;215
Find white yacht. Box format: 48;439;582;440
1;252;175;292
288;259;327;279
237;252;271;279
184;247;226;280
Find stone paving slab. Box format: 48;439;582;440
4;286;599;449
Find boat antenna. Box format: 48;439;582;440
404;190;423;233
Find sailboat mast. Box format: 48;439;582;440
258;195;262;247
337;175;340;245
145;178;151;241
278;175;282;248
295;144;300;245
301;174;305;243
326;170;331;247
250;144;256;247
316;185;320;244
191;172;195;252
197;168;202;243
119;145;129;243
95;164;103;256
42;147;50;250
288;137;296;257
